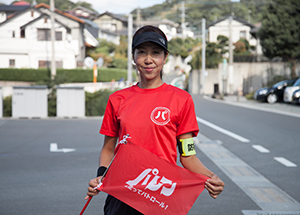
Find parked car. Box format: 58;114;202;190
292;89;300;104
284;77;300;103
254;79;296;104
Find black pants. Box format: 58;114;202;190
104;195;143;215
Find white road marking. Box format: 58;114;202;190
50;143;76;153
196;135;300;211
196;116;250;143
252;145;270;153
274;157;297;167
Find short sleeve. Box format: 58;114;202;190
176;96;199;137
99;97;119;137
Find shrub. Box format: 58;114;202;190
3;96;12;117
0;68;130;83
85;90;114;116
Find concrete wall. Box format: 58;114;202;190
191;62;300;95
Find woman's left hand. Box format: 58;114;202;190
205;174;225;199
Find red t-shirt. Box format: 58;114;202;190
100;83;199;164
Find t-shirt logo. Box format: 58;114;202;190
150;107;170;126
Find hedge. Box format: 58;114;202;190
1;67;135;117
0;68;134;83
3;90;114;117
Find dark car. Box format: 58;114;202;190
292;89;300;104
254;79;296;104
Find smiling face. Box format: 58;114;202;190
133;42;168;89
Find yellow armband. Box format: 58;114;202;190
177;138;196;156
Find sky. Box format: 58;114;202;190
1;0;166;14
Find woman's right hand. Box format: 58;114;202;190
85;177;102;200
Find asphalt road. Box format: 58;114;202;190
0;96;299;215
193;95;300;214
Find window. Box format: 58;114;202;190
12;31;15;38
9;59;15;67
38;29;50;41
37;29;63;41
55;31;62;41
38;60;63;68
240;30;246;39
20;29;25;38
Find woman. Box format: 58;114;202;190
86;25;224;215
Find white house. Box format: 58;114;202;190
0;4;30;23
93;11;132;36
0;3;94;69
208;15;262;56
138;19;180;41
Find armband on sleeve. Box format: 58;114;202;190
177;138;196;156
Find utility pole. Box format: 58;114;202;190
136;7;141;29
127;13;133;86
200;18;206;95
50;0;56;79
181;1;186;39
228;14;234;94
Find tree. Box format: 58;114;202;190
216;35;229;56
168;37;201;58
258;0;300;78
190;41;223;69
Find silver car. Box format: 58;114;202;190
284;77;300;102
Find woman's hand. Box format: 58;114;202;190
205;174;225;199
84;177;102;200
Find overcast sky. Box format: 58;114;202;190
1;0;166;14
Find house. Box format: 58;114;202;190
0;3;30;23
68;9;120;45
93;11;133;36
0;3;96;69
66;6;98;20
207;15;262;56
138;19;179;40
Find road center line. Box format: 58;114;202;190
196;116;250;143
274;157;297;167
252;145;270;153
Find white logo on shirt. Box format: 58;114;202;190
150;107;170;126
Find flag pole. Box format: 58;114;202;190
79;196;92;215
79;134;131;215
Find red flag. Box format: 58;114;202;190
97;142;209;215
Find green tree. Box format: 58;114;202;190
258;0;300;78
168;37;201;58
206;42;223;68
190;41;223;69
216;35;229;55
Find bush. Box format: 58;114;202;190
48;89;56;117
85;90;114;116
0;68;49;82
108;57;128;69
0;68;129;117
245;92;255;100
0;68;130;83
3;96;12;117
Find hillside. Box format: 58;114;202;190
132;0;271;33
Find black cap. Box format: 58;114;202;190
132;32;168;52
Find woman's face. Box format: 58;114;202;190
133;42;168;86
